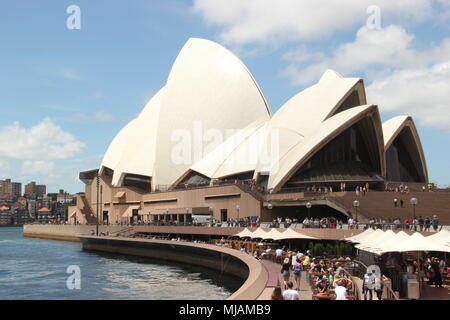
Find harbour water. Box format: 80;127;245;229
0;227;241;300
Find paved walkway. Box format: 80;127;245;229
420;283;450;300
257;259;313;300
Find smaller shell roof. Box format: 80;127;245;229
382;115;411;148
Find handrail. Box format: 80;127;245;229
109;226;134;237
352;260;399;300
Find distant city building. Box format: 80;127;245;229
36;207;52;224
24;181;46;199
0;206;11;225
0;179;22;199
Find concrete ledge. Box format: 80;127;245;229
23;225;128;242
79;236;268;300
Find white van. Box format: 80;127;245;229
191;215;213;224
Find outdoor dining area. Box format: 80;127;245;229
225;227;318;256
346;228;450;299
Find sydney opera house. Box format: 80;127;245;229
69;38;431;226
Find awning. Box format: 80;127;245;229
355;230;396;251
345;228;375;243
235;228;254;238
426;229;450;241
122;205;141;218
349;229;384;244
262;228;284;240
250;228;269;239
275;228;317;240
114;191;125;198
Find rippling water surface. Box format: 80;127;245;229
0;227;242;300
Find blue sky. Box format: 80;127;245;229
0;0;449;193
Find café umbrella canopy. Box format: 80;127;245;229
394;232;450;253
426;228;450;242
234;228;254;238
345;228;375;243
349;229;384;244
250;228;269;239
275;228;318;240
355;230;396;251
262;228;284;240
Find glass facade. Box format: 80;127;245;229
285;120;381;185
386;127;424;182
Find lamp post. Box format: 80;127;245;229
353;200;360;228
306;202;312;219
236;205;240;221
410;197;418;220
96;175;100;236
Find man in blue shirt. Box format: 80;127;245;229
362;270;376;300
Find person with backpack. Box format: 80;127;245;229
293;261;302;290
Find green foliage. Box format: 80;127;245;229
310;242;354;257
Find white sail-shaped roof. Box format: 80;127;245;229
382;115;428;182
97;38;427;195
267;104;384;191
183;69;371;185
107;87;164;186
100;38;271;189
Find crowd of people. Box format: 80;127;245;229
267;247;358;300
366;215;441;231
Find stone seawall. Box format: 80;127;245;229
80;236;268;300
23;225;128;242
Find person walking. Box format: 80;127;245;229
282;281;299;300
281;258;291;290
362;270;376;300
432;258;443;288
374;275;384;300
432;215;439;231
293;260;302;290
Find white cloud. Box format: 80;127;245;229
282;25;419;86
20;161;60;185
21;160;55;176
192;0;434;46
0;118;85;161
367;61;450;132
280;25;450;132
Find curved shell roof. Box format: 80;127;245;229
382;115;428;182
267;104;384;191
186;68;379;192
100;38;271;189
99;38;426;193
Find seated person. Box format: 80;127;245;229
316;278;330;294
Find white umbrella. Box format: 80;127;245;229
350;229;384;245
250;228;269;239
275;228;317;240
373;231;411;254
262;228;284;240
355;230;396;251
234;228;254;238
395;232;450;253
345;228;375;243
426;229;450;242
